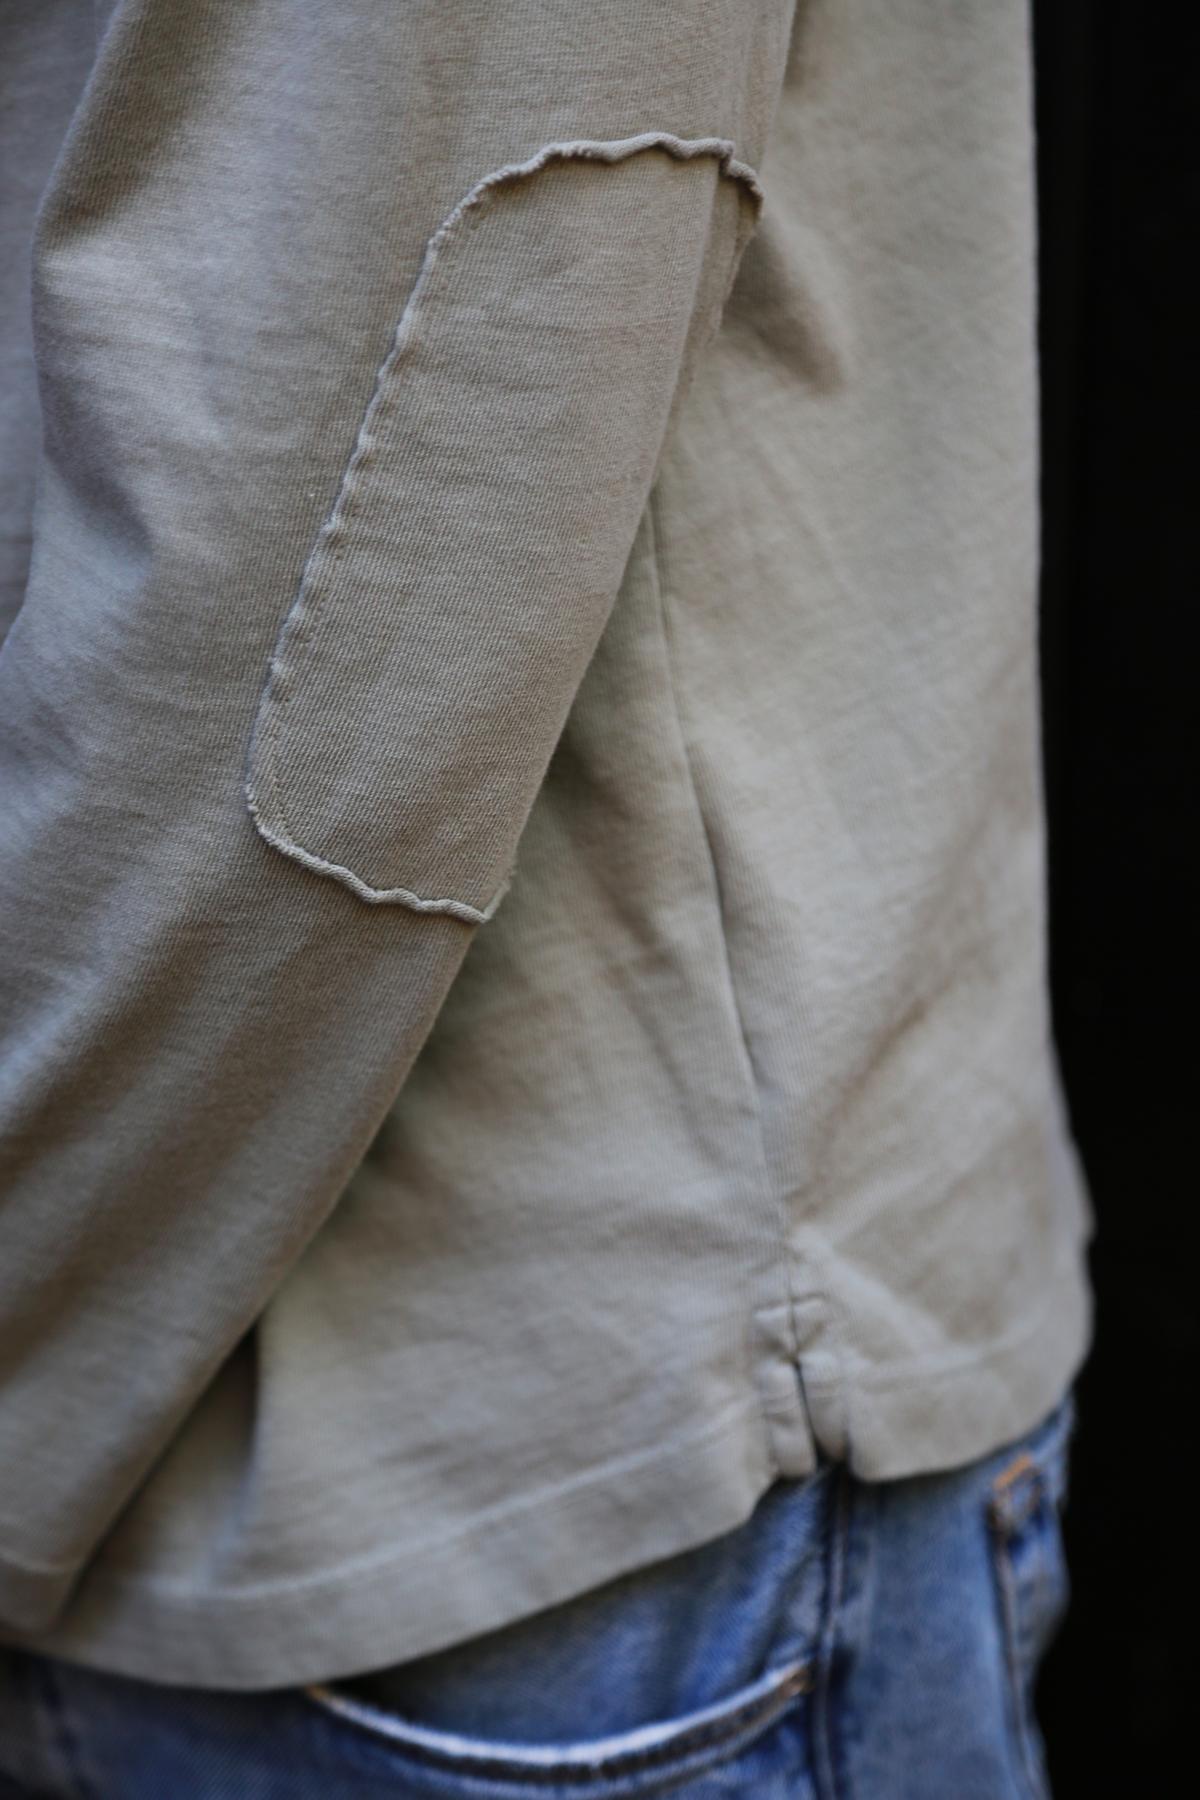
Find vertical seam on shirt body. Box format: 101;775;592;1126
646;486;807;1458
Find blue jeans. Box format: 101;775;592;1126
0;1397;1074;1799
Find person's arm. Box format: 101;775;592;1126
0;0;795;1630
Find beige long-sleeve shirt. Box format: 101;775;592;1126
0;0;1091;1687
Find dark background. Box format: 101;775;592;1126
1033;3;1195;1792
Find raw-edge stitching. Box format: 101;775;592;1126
245;133;763;919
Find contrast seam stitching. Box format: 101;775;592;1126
987;1504;1051;1799
246;133;762;916
302;1661;808;1784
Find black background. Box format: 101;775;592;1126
1033;3;1195;1791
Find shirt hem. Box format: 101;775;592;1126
0;1236;1091;1691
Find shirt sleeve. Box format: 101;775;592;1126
0;0;795;1630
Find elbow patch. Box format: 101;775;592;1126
245;135;761;921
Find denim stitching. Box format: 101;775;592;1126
987;1446;1067;1800
29;1659;103;1800
303;1659;808;1787
246;134;763;917
811;1467;852;1800
988;1520;1051;1800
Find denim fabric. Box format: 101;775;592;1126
0;1397;1073;1800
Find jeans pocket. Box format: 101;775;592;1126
301;1656;810;1798
987;1396;1076;1800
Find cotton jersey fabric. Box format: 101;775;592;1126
0;0;1092;1688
